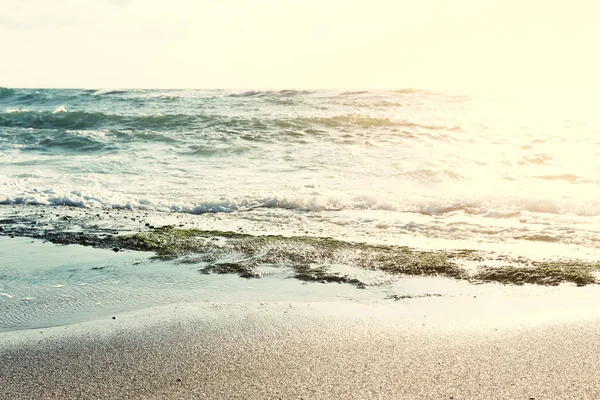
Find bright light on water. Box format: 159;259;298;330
1;87;600;258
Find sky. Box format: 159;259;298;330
1;0;599;90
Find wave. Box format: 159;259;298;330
227;90;265;97
0;87;15;100
533;174;600;184
0;107;460;135
279;115;458;131
227;89;314;98
93;89;128;96
178;144;252;157
3;129;117;154
375;101;403;108
33;136;115;153
339;91;370;96
89;89;145;96
3;187;600;219
277;89;313;96
393;88;423;94
295;115;397;128
0;109;204;131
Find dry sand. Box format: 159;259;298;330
1;298;600;400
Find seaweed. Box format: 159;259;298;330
2;213;599;286
474;261;600;286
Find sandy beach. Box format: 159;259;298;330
2;296;600;400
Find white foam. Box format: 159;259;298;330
3;108;29;113
52;105;68;113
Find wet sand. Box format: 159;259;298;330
2;300;600;399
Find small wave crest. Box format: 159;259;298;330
178;144;252;157
227;90;265;97
4;187;600;219
227;89;313;98
281;115;457;131
339;90;370;96
393;88;423;94
90;89;144;96
533;174;599;184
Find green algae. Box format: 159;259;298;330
3;218;599;286
120;228;465;281
474;261;600;286
115;228;600;286
291;264;367;288
199;262;261;279
119;228;217;258
368;250;466;278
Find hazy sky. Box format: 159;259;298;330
1;0;598;90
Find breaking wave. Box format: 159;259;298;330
3;187;600;219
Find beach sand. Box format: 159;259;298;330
2;299;600;399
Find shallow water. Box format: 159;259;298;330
3;234;598;332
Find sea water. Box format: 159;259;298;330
2;87;599;253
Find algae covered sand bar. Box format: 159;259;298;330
1;205;599;288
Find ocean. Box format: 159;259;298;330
2;87;599;252
1;87;600;329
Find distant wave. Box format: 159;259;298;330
178;144;253;157
92;89;128;96
0;108;459;133
309;115;396;128
277;115;459;131
227;89;314;98
339;91;370;96
0;87;15;100
0;109;203;131
393;88;423;94
374;101;403;108
534;174;600;185
89;89;145;96
277;89;314;96
227;90;264;97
